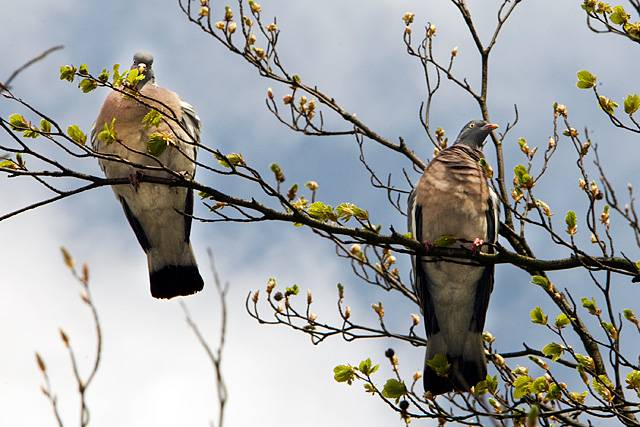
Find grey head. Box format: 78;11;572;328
130;51;155;89
453;119;499;150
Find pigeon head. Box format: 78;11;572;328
130;51;155;89
453;120;498;149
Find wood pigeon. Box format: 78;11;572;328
91;51;204;299
408;119;499;394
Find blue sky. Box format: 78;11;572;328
1;0;640;425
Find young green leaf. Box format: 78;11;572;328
624;94;640;115
67;125;87;145
565;210;577;235
98;68;110;83
269;163;285;183
358;358;379;376
333;365;355;384
542;342;564;361
554;313;571;329
530;306;548;325
284;284;299;297
575;353;595;371
40;119;52;133
610;5;630;24
513;375;532;399
215;152;245;168
147;132;173;156
381;379;407;399
581;297;601;315
598;96;618;114
142;109;163;128
97;118;118;144
530;275;550;289
8;114;30;131
576;70;597;89
307;201;337;222
59;65;77;82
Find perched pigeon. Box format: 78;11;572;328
408;119;499;394
92;51;204;299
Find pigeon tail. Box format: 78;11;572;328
149;264;204;299
423;332;486;395
147;244;204;299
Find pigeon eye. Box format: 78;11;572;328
469;123;476;128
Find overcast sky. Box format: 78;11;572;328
1;0;639;426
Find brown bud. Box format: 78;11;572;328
35;352;46;373
59;328;70;347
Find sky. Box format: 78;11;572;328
1;0;640;426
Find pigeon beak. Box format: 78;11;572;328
483;123;499;131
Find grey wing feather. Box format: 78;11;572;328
408;189;439;335
180;100;201;163
469;187;500;332
179;100;200;242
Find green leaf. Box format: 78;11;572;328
40;119;52;133
381;379;406;399
592;374;614;402
565;210;577;235
433;234;457;247
363;383;376;394
292;74;302;86
336;202;368;222
554;313;571;329
215;152;245;168
598;96;618;114
78;64;89;75
142;109;163;128
547;383;562;400
626;370;640;391
97;118;118;144
513;164;533;189
59;65;77;82
513;375;532;399
284;284;299;297
333;365;355;384
269;163;285;183
542;342;564;361
474;374;498;395
112;63;123;86
576;70;597;89
624;94;640;115
601;321;618;339
287;184;298;201
530;275;550;290
425;353;450;377
575;353;595;371
0;159;18;169
8;113;29;131
147;132;172;156
610;5;630;24
530;306;548;325
78;78;97;93
358;358;379;376
623;308;637;322
97;68;110;83
581;297;601;315
307;201;337;222
125;68;145;86
67;125;87;145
